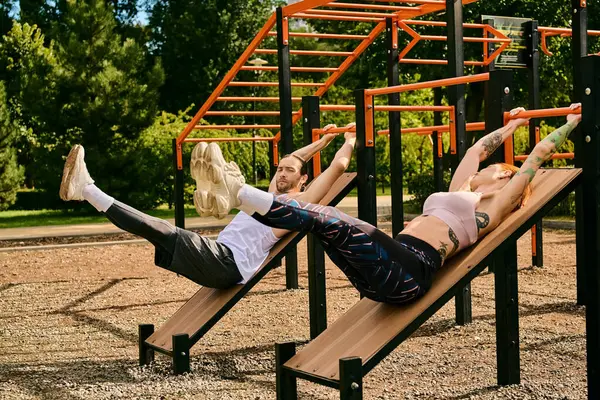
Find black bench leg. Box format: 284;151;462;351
138;324;155;366
494;241;520;385
339;357;362;400
276;342;297;400
172;334;190;375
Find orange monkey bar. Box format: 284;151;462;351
319;105;454;112
216;97;303;102
184;137;277;143
378;121;485;135
365;73;490;96
194;125;281;130
228;82;325;87
301;9;399;19
240;66;339;72
205;111;300;116
254;49;354;56
504;106;581;164
266;31;369;40
324;3;417;11
538;26;600;56
514;153;574;161
292;13;386;22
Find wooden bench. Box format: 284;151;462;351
138;172;357;374
276;168;581;399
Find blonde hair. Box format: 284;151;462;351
496;163;532;208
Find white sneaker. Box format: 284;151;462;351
205;143;245;218
190;142;209;185
193;189;215;218
59;145;94;201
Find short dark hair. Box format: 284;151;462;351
281;154;308;175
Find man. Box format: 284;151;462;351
59;123;356;288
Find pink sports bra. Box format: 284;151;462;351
422;191;482;251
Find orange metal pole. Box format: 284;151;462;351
267;31;369;40
184;137;277;143
301;9;398;18
376;105;454;112
437;128;443;158
312;126;356;135
366;73;490;96
282;0;338;16
217;96;302;102
205;111;289;116
379;121;486;136
504;107;581;121
449;106;457;155
194;125;281;130
312;132;322;177
368;0;445;4
254;49;354;56
229;81;325;87
320;104;356;111
324;3;415;11
365;93;375;147
176;14;276;149
292;13;385;22
514;152;575;161
241;66;339;72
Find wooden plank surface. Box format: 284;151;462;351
284;168;581;381
146;173;357;352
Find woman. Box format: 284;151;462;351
207;104;582;305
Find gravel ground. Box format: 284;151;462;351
0;229;586;399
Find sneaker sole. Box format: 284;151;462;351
59;145;82;201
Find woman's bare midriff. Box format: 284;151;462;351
402;215;459;264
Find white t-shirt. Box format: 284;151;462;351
216;211;279;284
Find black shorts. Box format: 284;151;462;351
155;228;242;289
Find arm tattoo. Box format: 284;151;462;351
481;131;503;157
475;212;490;232
540;121;577;151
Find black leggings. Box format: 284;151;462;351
253;195;441;304
104;200;178;267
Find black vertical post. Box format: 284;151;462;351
433;88;444;192
387;18;404;237
356;89;378;226
269;141;277;180
138;324;155;366
526;20;543;268
172;139;185;228
339;357;363;400
484;70;513;166
275;342;298;399
573;0;588;306
303;96;327;339
172;333;190;375
277;6;298;290
494;240;520;385
447;0;470;326
580;55;600;400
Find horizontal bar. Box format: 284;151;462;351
194;125;280;130
301;9;398;18
205;111;296;116
292;13;385;22
323;2;416;11
378;121;486;135
514;153;574;161
267;31;369;40
403;19;488;29
366;73;490;96
184;137;277;143
538;27;600;36
320;105;454;112
228;82;325;87
399;58;485;66
419;34;510;43
217;97;302;102
312;126;356;135
504;107;581;121
368;0;445;4
254;49;354;56
241;66;339;72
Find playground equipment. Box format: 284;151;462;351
160;0;598;397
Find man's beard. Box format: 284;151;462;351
276;180;296;193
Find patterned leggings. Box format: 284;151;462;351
253;195;441;305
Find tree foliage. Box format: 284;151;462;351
0;81;24;210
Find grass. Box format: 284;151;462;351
0;206;199;229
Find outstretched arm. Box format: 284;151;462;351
267;124;339;193
449;108;530;191
499;103;581;212
297;123;356;203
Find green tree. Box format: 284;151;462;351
147;0;281;114
0;0;14;36
0;81;24;210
